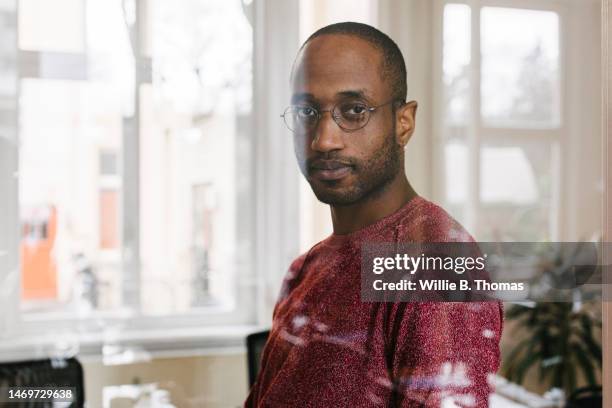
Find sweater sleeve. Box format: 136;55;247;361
389;301;503;407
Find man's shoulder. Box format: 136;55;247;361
287;237;331;273
288;251;309;274
277;240;331;302
398;196;475;242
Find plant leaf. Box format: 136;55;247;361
572;342;597;387
503;337;534;380
515;344;540;384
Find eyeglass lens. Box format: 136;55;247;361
284;99;371;133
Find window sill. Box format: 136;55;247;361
0;324;267;363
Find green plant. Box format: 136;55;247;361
503;302;602;395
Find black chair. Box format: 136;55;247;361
0;357;85;407
246;330;270;388
565;386;602;408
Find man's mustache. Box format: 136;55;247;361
307;156;356;171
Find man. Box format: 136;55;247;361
246;22;502;407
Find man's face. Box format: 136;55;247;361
290;34;403;206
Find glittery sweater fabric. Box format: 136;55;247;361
245;196;503;407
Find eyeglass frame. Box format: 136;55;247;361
280;97;406;133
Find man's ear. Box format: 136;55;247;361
395;100;418;146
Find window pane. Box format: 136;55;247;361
86;0;135;116
478;143;557;241
18;0;84;52
19;79;123;312
138;0;253;315
480;147;539;204
481;7;560;127
443;4;471;126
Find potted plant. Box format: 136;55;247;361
503;301;602;396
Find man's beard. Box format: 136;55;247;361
298;131;402;206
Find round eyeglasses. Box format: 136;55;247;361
281;98;402;133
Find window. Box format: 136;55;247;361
11;0;255;327
139;0;252;315
480;7;561;128
1;0;302;353
437;1;563;241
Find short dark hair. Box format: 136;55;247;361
299;22;407;103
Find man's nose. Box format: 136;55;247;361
310;112;345;152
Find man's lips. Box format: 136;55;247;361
309;160;354;181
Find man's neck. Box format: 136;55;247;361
329;174;417;235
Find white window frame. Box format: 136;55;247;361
0;0;302;359
432;0;571;241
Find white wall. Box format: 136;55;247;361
561;0;603;241
379;0;435;200
82;353;248;408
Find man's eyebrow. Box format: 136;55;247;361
291;89;371;104
336;89;369;99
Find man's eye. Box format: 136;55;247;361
297;107;316;118
341;103;368;118
350;105;367;114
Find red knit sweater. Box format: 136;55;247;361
245;196;503;407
